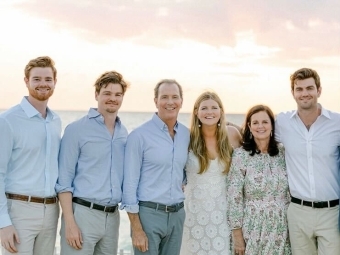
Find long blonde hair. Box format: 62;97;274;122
189;91;233;174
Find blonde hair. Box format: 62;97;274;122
189;91;233;174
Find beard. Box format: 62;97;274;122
28;86;54;101
105;104;120;113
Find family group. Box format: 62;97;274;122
0;56;339;255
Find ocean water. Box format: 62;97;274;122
56;110;245;132
0;110;245;254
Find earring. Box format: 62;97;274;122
249;133;253;139
217;122;221;127
198;124;201;127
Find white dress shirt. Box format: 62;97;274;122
276;105;340;201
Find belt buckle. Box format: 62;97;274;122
312;201;321;208
104;206;108;212
165;205;169;212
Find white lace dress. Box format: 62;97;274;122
180;151;230;255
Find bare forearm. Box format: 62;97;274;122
58;192;75;222
127;212;143;231
127;212;148;252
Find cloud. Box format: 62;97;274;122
10;0;339;67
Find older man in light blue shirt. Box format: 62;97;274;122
0;56;61;255
56;71;129;255
122;79;190;255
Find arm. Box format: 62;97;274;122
227;125;242;148
274;114;281;142
232;229;246;255
227;121;243;135
58;192;83;249
279;145;291;205
121;131;147;251
0;118;20;253
56;124;82;249
127;213;148;252
226;149;246;254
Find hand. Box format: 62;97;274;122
65;221;83;250
0;225;20;253
132;228;148;252
232;229;246;255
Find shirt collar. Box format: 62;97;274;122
290;103;331;120
152;113;178;131
20;96;56;120
88;108;121;124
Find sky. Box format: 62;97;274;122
0;0;339;113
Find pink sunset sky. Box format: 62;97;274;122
0;0;339;113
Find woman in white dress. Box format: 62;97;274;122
180;91;241;255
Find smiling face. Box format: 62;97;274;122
95;83;124;114
154;82;183;124
25;67;56;101
292;77;321;111
249;110;272;143
196;99;221;127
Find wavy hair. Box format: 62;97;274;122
290;67;321;90
94;71;129;94
189;91;233;174
242;104;279;156
24;56;57;79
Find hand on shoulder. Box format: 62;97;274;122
227;125;242;148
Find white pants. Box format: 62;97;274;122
60;202;120;255
2;199;59;255
287;203;340;255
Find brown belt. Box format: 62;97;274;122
6;193;58;204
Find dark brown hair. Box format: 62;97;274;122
242;104;279;156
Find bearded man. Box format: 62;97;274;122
0;56;61;255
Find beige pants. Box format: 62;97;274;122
2;199;59;255
287;203;340;255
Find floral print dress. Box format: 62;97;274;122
227;144;291;255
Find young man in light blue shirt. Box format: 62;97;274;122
56;71;129;255
122;79;190;255
0;56;61;255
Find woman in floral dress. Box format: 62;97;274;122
227;105;291;255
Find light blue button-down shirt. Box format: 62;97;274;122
56;108;128;206
0;97;61;228
121;113;190;213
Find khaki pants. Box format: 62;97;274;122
60;202;120;255
287;203;340;255
2;199;59;255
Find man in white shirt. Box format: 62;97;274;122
276;67;340;255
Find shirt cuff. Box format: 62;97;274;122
55;184;74;194
0;214;12;228
120;204;139;213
